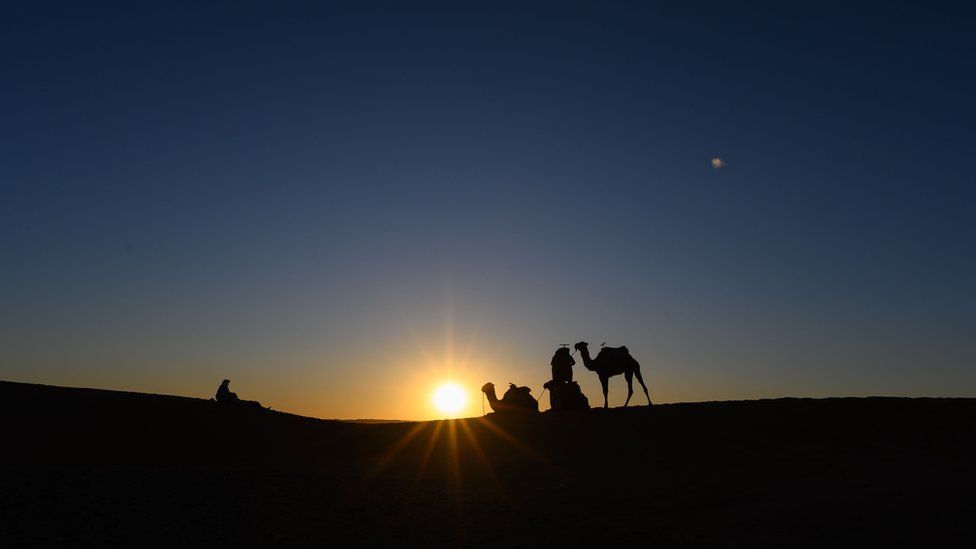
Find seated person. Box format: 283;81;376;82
214;379;265;409
215;379;239;404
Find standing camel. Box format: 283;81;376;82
574;341;651;408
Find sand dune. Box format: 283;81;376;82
2;380;974;547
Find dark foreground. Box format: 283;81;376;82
2;381;974;547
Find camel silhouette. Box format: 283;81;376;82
481;382;539;414
543;379;590;411
574;341;651;408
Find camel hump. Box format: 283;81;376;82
503;385;539;412
596;345;631;360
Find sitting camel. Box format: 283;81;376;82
574;341;651;408
543;379;590;411
481;382;539;414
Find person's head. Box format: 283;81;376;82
552;346;575;366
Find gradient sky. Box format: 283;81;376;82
2;1;974;420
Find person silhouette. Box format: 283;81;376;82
215;379;240;404
214;379;265;410
551;346;575;384
548;346;578;411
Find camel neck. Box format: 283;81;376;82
579;348;597;371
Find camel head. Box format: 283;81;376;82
574;341;589;353
481;382;495;395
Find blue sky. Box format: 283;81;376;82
2;1;974;418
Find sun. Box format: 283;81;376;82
432;382;468;417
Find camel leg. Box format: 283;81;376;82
633;367;652;405
624;371;634;407
599;376;609;408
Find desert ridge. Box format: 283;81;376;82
2;380;975;546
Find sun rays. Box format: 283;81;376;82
366;414;549;507
400;311;490;420
362;304;545;502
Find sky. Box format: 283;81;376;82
2;1;974;420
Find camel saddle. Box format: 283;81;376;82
596;345;631;361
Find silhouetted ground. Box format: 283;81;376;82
2;380;974;547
